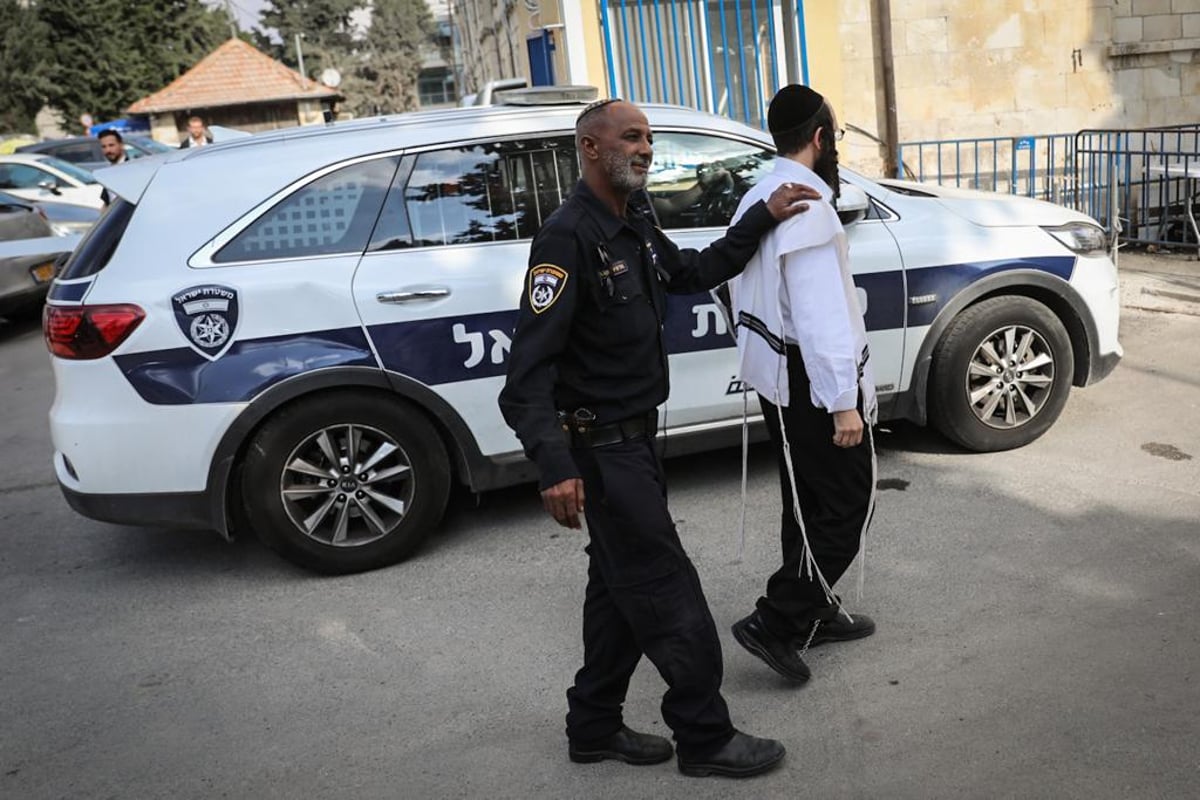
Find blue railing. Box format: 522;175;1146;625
896;133;1080;205
598;0;800;131
898;125;1200;250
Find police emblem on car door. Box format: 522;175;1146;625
171;284;240;360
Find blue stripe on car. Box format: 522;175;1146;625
113;256;1077;404
49;281;90;302
905;256;1074;327
114;327;377;405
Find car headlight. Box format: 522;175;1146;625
1043;222;1107;254
50;220;95;237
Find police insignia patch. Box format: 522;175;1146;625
529;264;568;314
171;284;239;360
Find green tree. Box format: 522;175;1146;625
0;0;51;132
255;0;364;82
35;0;231;129
354;0;433;115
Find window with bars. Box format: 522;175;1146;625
393;136;580;248
602;0;781;130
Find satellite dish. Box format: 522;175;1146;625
320;68;342;88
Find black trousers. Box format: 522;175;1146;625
756;345;874;640
565;436;734;758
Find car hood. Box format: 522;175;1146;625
878;179;1099;228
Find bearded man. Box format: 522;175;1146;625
728;85;879;686
499;98;817;778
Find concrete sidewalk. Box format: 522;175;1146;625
1117;248;1200;316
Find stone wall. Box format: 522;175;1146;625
834;0;1200;176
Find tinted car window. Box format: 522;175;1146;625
48;142;102;164
399;136;577;248
215;157;400;263
645;132;773;229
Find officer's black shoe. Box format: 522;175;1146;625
731;612;811;683
805;611;876;649
677;731;786;778
568;725;674;765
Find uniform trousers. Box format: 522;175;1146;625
756;344;874;640
565;435;734;758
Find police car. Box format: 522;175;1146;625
44;90;1121;573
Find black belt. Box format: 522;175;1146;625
563;410;658;449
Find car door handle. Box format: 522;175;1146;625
376;286;451;303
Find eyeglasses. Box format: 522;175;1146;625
834;127;845;141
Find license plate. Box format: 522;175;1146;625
31;261;55;283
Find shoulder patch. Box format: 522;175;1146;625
528;264;569;314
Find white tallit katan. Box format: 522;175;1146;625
728;159;877;423
726;157;878;604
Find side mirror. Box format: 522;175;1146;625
837;184;870;225
38;180;61;195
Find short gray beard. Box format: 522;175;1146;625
602;150;649;193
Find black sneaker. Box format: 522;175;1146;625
731;612;811;683
805;611;876;649
568;725;674;765
677;731;786;778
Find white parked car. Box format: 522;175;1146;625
44;94;1121;573
0;153;105;209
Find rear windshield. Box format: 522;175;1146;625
58;198;135;280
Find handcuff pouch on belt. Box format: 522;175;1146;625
559;408;657;448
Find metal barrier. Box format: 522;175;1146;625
896;133;1079;204
897;125;1200;252
1073;125;1200;251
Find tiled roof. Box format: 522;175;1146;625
127;38;339;114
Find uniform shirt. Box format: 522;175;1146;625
499;179;778;490
728;158;876;420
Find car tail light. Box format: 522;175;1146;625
43;304;145;359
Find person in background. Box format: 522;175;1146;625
98;130;127;165
727;84;879;685
97;130;127;206
179;116;213;149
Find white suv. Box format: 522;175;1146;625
44;96;1121;573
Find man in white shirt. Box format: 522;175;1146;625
727;85;878;684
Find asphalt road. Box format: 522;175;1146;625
1;259;1197;799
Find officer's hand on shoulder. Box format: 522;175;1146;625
765;182;822;221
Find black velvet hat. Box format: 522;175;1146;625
767;85;825;134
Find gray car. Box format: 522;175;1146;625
16;135;174;172
0;193;69;317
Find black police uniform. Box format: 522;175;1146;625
498;179;779;758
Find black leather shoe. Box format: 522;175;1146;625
568;725;673;765
732;612;811;683
677;731;786;778
805;611;876;648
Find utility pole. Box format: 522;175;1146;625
222;0;238;38
295;33;307;86
871;0;900;178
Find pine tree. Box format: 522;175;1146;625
0;0;51;132
355;0;433;115
34;0;231;127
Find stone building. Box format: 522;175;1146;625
451;0;1200;176
127;39;341;145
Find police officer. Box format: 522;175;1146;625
499;98;818;779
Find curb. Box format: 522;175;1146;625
1118;268;1200;317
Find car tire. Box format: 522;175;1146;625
930;296;1073;452
242;392;451;574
